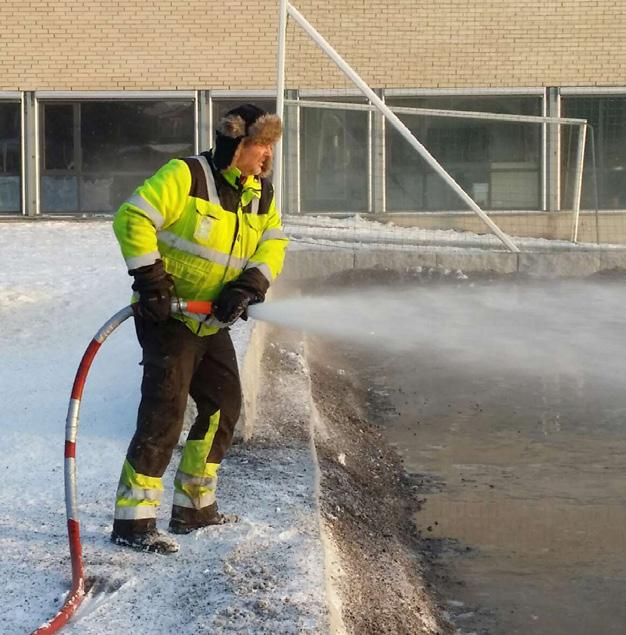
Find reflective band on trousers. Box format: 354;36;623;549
172;490;216;509
173;410;221;509
126;193;165;229
158;231;247;270
114;459;163;520
114;504;159;520
173;468;218;509
179;410;221;477
116;483;162;501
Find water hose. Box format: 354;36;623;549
31;300;213;635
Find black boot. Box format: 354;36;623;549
111;518;179;554
169;503;239;535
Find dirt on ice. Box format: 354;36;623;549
306;339;450;635
256;309;450;635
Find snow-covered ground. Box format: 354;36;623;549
1;213;483;635
0;222;327;634
284;213;626;252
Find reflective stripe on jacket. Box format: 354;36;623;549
113;152;289;336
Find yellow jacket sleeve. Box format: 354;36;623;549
113;159;191;271
246;194;289;283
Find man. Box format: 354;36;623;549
111;104;288;554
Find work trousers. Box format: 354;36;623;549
113;316;241;532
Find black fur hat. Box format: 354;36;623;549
213;104;282;176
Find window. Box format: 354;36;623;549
562;96;626;210
40;100;194;213
385;96;542;212
300;98;368;213
0;102;21;213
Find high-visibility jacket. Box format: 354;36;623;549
113;151;288;336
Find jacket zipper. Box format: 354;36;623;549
197;179;242;334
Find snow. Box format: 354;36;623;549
284;213;626;251
0;221;327;635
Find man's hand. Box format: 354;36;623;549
130;260;174;323
213;285;257;325
213;268;269;325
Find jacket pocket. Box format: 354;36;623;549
193;206;233;248
193;213;216;242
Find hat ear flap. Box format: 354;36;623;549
213;133;242;170
248;114;282;146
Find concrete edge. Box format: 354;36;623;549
235;303;346;633
283;246;626;278
238;313;271;442
305;345;350;635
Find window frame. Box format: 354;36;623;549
382;89;546;214
0;93;23;214
561;88;626;211
36;91;198;214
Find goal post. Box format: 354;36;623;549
274;0;288;216
275;1;589;251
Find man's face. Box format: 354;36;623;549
234;141;272;176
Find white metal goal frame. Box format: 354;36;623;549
274;0;589;252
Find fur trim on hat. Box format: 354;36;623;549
218;112;282;146
217;114;247;140
248;114;282;146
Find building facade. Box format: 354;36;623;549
1;1;626;241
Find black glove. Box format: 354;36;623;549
213;268;269;325
130;260;174;323
213;286;256;325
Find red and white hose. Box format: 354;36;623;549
32;300;212;634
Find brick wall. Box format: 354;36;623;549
0;0;625;91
